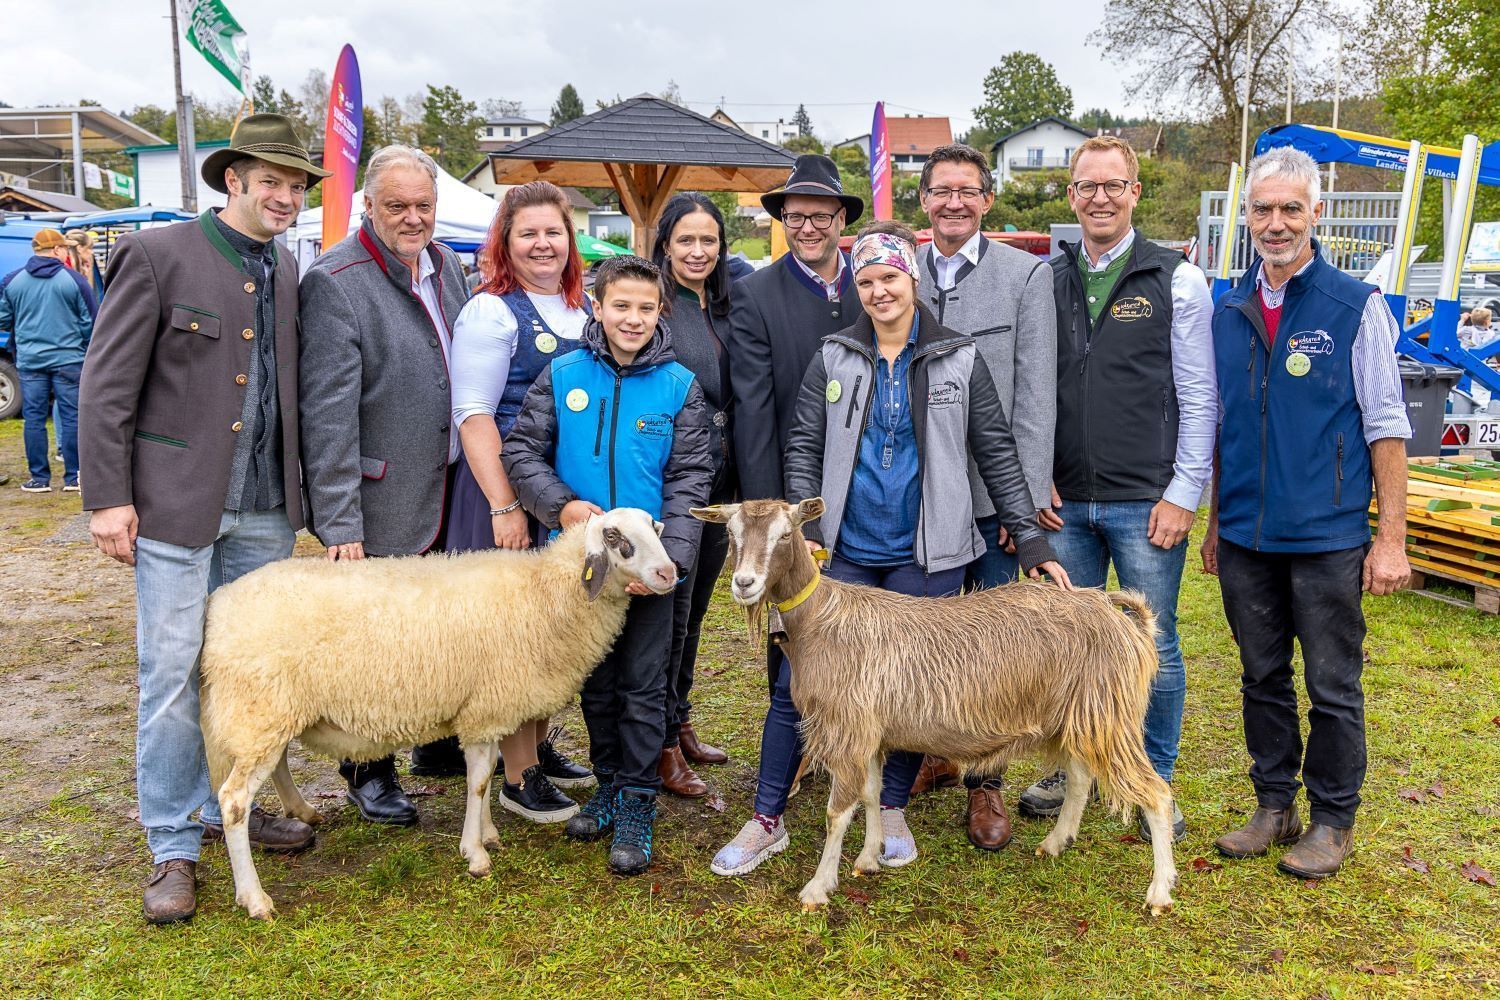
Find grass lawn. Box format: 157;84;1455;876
732;237;769;260
0;416;1497;998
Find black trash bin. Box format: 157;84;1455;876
1398;360;1463;457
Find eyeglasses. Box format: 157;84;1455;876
1070;178;1133;199
782;212;837;231
923;186;987;203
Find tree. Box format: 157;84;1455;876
125;104;176;142
791;104;815;140
972;52;1074;136
783;134;825;155
298;69;329;132
550;84;585;126
830;143;867;175
420;84;484;173
481;98;524;120
659;80;684;106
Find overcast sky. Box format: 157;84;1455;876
5;1;1151;141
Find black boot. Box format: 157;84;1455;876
537;727;596;788
565;778;617;841
410;736;472;777
340;756;419;826
498;764;579;823
608;788;657;877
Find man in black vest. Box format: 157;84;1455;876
1017;136;1217;842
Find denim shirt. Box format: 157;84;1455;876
835;313;920;567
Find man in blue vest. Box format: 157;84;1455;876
1204;145;1411;880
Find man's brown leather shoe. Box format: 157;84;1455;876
909;755;961;796
965;784;1012;850
658;745;709;798
678;721;728;765
143;859;197;925
202;805;316;853
1214;806;1303;859
1276;823;1354;879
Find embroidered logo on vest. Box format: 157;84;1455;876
1285;330;1335;356
1110;296;1153;321
634;413;673;438
928;379;963;408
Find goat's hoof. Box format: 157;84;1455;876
293;808;323;826
1147;902;1175;917
467;862;492;878
853;858;881;876
800;900;825;913
482;834;501;851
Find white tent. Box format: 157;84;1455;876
290;163;499;267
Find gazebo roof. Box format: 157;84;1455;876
488;96;796;191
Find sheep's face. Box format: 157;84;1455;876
692;498;825;609
581;508;676;601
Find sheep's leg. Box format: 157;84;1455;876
220;749;283;920
1037;756;1092;858
460;741;500;876
852;754;883;876
269;748;321;826
1140;779;1178;916
473;742;502;849
799;769;862;911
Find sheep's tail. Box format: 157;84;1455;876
1061;589;1169;821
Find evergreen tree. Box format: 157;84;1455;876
551;84;585;126
419;84;484;173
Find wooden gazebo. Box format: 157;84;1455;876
487;96;796;255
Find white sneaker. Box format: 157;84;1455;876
711;817;789;876
879;808;918;867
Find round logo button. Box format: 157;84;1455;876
535;332;558;354
565;388;590;412
1285;352;1311;377
825;379;842;403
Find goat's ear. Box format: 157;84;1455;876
691;503;738;524
793;497;825;526
581;550;611;602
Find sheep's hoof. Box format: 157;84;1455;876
239;892;276;920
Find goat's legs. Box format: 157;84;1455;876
1037;756;1093;857
460;741;501;876
799;764;865;910
1138;779;1178;915
269;748;321;826
220;748;283;920
852;754;883;876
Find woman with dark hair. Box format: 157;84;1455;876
649;192;736;797
442;180;595;822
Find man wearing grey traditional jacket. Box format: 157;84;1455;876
912;143;1057;852
299;145;469;825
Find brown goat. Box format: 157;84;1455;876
692;498;1178;914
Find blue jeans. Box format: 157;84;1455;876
1049;499;1187;781
19;364;80;482
752;557;965;816
134;507;295;863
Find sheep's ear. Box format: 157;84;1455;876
653;519;664;536
691;503;739;524
581;550;611;602
793;497;825;526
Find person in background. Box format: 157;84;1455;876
648;192;735;798
447;180;597;822
0;228;96;493
66;229;105;301
1458;305;1494;350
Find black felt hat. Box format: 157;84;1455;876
760;154;864;223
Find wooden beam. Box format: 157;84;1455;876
604;162;650;255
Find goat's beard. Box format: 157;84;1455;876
742;598;766;645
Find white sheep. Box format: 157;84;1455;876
200;508;676;919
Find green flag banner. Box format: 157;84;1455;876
180;0;250;96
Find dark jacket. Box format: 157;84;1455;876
0;255;96;370
79;211;305;546
502;318;714;570
668;285;735;499
784;303;1057;574
298;220;470;556
729;253;864;501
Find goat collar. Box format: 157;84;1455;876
774;549;829;613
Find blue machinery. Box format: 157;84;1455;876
1215;123;1500;393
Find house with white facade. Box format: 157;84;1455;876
989;116;1091;186
710;109;800;145
478;116;548;152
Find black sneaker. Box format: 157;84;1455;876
565;781;618;841
608;788;657;876
498;764;578;823
537;727;596;788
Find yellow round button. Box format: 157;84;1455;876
241;329;254;340
189;321;199;330
235;374;248;385
231;421;244;432
244;282;256;294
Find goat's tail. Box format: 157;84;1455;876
1061;589;1170;820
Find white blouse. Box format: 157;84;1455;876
450;290;590;429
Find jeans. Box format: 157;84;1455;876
580;589;675;791
664;520;729;746
752;557;965;816
19;364;80;482
134;507;295;863
966;514;1020;590
1217;539;1368;827
1049;499;1187;781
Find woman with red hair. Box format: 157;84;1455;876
442;180;594;821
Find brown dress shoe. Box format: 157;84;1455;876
909;755;962;796
1214;806;1303;859
143;859;197;925
1276;823;1354;879
678;720;728;765
202;805;316;853
965;784;1012;850
658;745;709;798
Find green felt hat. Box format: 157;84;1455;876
201;113;331;194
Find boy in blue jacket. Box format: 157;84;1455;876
504;255;713;875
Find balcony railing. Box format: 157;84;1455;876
1008;157;1071;169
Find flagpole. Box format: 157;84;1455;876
168;0;198;212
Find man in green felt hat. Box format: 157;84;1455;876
79;113;329;926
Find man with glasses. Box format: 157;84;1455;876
1016;135;1217;843
908;142;1056;852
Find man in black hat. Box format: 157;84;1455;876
80;113;330;925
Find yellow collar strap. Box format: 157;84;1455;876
774;549;829;613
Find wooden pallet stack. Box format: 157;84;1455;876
1371;456;1500;613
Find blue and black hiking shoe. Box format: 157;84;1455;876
608;787;657;876
565;779;618;842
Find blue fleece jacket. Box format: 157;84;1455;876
0;255;96;370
